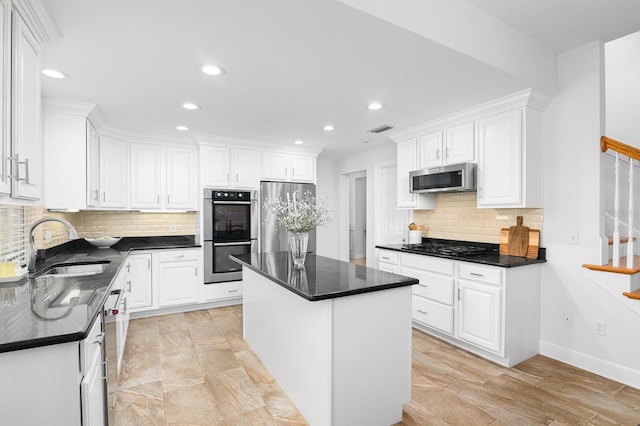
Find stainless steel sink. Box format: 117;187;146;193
41;261;110;278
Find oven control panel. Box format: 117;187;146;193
211;191;252;201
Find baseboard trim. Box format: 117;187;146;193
539;340;640;389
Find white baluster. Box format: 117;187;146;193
613;152;620;267
628;158;634;269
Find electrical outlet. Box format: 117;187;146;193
568;230;579;245
594;321;606;336
562;312;573;327
169;225;177;232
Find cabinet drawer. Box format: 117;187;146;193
401;253;454;276
402;266;454;305
155;249;199;262
80;314;103;375
378;250;398;264
459;263;502;285
205;281;243;300
412;296;454;334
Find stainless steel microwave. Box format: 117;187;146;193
409;163;476;194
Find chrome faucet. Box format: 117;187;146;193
27;217;78;272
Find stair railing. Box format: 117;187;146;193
601;136;640;268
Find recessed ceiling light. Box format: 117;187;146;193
201;64;224;76
294;140;304;145
182;102;200;110
42;69;67;79
367;102;383;110
323;125;335;131
176;125;189;131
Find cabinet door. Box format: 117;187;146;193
166;146;195;208
457;280;502;353
86;120;100;207
262;152;290;180
130;144;162;209
477;109;522;207
445;122;474;164
156;253;199;307
80;349;106;426
11;11;41;199
231;149;257;188
202;146;230;187
397;138;417;208
417;131;443;169
0;0;9;195
99;137;128;208
128;254;152;311
290;155;315;182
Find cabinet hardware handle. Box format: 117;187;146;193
93;332;104;344
167;195;170;204
195;267;198;276
174;254;185;258
417;309;428;315
93;189;99;201
382;256;390;260
102;192;106;202
126;263;131;272
157;194;160;204
469;272;484;277
127;280;132;292
229;289;238;293
458;288;462;300
21;158;29;183
418;283;428;287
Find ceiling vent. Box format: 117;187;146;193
367;124;394;134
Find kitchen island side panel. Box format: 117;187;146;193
242;267;412;426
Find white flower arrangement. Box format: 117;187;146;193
264;191;332;233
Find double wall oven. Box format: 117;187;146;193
203;189;258;283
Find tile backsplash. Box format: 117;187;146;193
412;192;543;244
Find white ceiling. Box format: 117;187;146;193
40;0;640;157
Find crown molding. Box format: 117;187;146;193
196;134;323;156
43;98;96;116
389;88;554;142
100;125;197;147
12;0;61;43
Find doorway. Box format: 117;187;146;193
348;171;367;265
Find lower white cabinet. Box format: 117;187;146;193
127;253;152;311
204;280;243;301
80;316;106;426
379;248;541;367
155;249;199;308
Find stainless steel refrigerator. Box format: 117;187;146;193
260;181;317;254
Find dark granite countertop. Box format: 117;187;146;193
230;252;418;301
0;236;199;353
376;238;546;268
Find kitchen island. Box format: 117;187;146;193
230;252;418;426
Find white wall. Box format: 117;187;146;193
316;154;341;259
540;41;640;388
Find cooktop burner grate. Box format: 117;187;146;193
401;243;492;257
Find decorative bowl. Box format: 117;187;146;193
84;237;122;249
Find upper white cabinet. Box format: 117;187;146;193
477;107;543;208
130;143;162;209
43;103;96;210
201;145;259;189
10;10;40;200
262;152;315;182
86;120;100;207
166;146;196;209
418;122;474;169
397;138;435;210
99;136;128;208
0;0;9;195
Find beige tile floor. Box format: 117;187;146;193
111;305;640;425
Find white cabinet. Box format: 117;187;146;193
477;107;543;208
377;249;398;273
130;144;196;210
166;146;196;208
0;0;9;195
86;120;100;207
130;143;162;209
10;10;41;200
80;316;106;426
457;263;502;353
395;251;540;367
204;281;243;301
155;249;199;307
262;152;315;182
127;253;152;311
397;138;435;209
99;136;128;208
417;122;474;169
201;145;259;189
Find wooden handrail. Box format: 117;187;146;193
601;136;640;161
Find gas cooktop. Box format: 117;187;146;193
401;242;494;258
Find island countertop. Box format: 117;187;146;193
230;252;419;301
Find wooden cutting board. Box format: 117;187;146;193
499;217;540;258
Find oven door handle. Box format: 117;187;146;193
213;201;251;205
214;241;252;246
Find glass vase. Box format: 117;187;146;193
288;231;309;268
